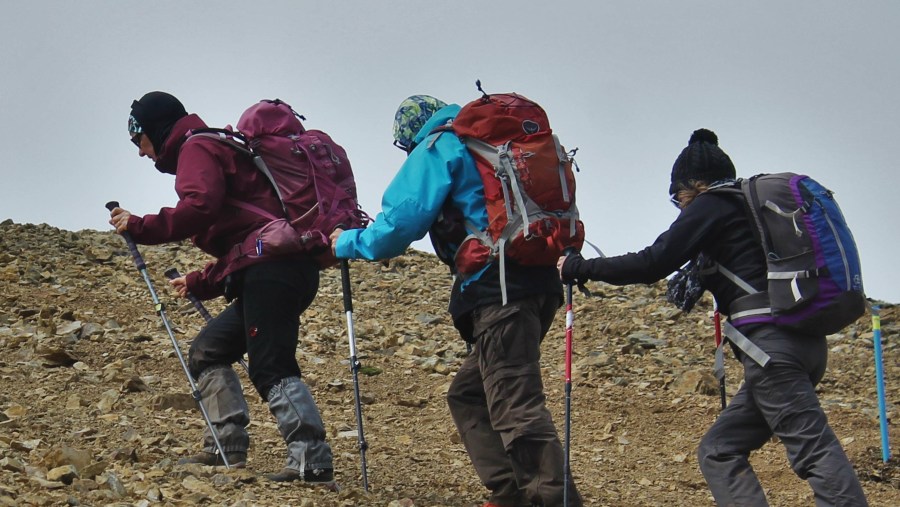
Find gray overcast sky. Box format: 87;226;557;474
2;1;898;302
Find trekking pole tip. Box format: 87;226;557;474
105;201;120;211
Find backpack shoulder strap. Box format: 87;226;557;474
188;129;288;216
187;128;252;154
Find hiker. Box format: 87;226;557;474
558;129;868;507
108;91;335;485
330;95;583;507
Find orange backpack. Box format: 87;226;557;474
445;89;585;303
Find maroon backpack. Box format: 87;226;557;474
192;99;369;268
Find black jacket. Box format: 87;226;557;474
562;191;767;316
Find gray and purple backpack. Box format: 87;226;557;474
714;172;866;338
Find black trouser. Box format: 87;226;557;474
187;259;319;398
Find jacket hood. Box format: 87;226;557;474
153;114;208;175
412;104;460;147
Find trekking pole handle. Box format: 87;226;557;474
164;268;214;323
105;201;146;271
340;260;353;313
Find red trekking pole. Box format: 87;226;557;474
713;304;727;410
562;249;576;507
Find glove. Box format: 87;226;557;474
666;256;707;313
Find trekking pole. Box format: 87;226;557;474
105;201;232;468
562;248;576;507
164;268;215;322
871;305;891;463
713;306;727;410
340;259;369;491
163;268;250;374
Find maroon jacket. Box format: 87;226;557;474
126;114;290;299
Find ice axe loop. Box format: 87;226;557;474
105;201;233;468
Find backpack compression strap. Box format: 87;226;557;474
706;263;772;367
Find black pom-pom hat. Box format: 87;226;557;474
668;128;736;195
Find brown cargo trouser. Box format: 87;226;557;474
447;294;582;507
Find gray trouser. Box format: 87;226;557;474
267;376;333;472
698;325;868;507
447;294;582;507
197;365;250;454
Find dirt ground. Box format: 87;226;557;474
0;221;897;506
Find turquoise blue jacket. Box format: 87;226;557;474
335;105;487;262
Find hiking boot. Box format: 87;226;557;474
176;451;246;468
264;467;339;490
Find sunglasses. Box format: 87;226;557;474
669;194;682;209
130;132;143;148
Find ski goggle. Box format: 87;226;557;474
130;132;143;148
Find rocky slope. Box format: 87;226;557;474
0;220;897;506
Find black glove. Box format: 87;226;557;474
560;251;585;284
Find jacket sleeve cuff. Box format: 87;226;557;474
561;252;587;283
185;270;219;301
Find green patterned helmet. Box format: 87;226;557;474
392;95;447;152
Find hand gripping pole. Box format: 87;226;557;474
341;260;369;491
105;201;232;468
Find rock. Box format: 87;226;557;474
80;461;109;480
670;369;719;396
104;472;127;498
415;313;442;325
41;446;92;472
96;389;120;412
577;351;614;368
55;320;82;336
3;404;26;419
627;332;668;349
85;246;114;263
80;322;104;338
152;393;196;411
123;376;149;393
39;348;78;367
47;465;78;485
0;457;25;473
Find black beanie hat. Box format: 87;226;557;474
668;128;736;195
129;91;188;153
